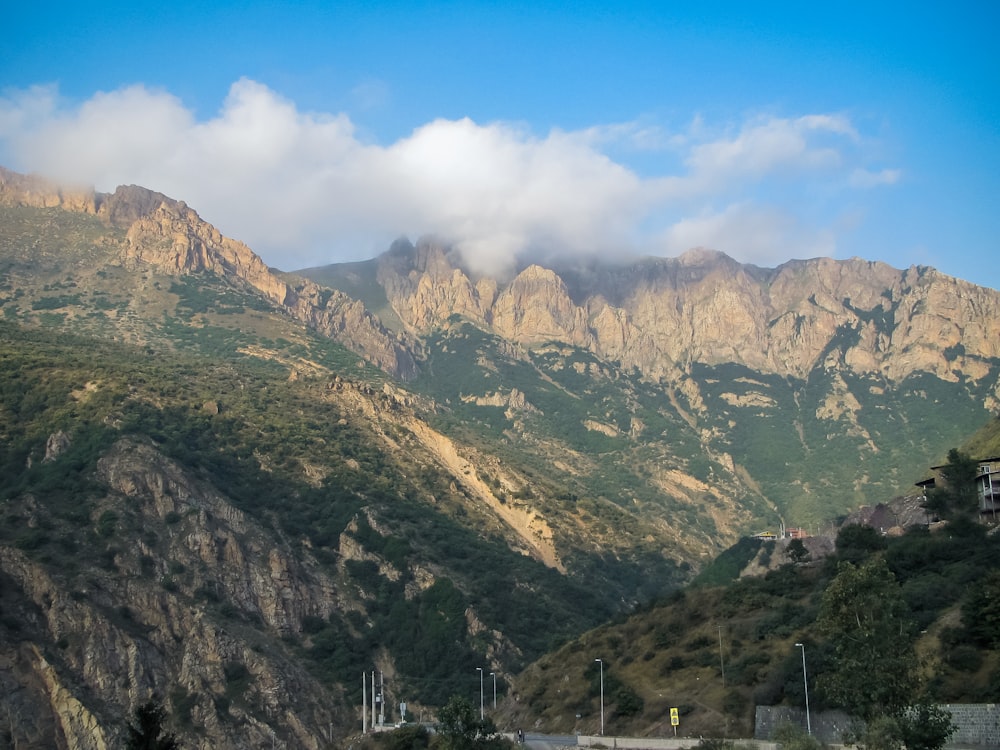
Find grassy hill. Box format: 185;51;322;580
501;518;1000;739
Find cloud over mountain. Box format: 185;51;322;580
0;78;894;273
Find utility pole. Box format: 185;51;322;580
594;658;604;736
379;671;385;727
795;643;811;735
476;667;484;720
718;625;726;687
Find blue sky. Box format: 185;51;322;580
2;1;998;288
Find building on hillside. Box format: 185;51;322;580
916;456;1000;521
752;527;808;540
977;457;1000;520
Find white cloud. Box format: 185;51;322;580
659;203;836;266
849;167;902;188
0;80;894;273
685;114;856;187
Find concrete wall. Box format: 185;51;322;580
938;703;1000;747
576;737;777;749
755;704;1000;748
754;706;851;745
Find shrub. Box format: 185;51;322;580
945;644;982;673
96;510;118;538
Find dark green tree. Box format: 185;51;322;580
962;570;1000;648
897;703;955;750
772;722;823;750
843;703;955;750
924;448;979;519
435;695;506;750
833;524;886;565
126;701;179;750
379;723;431;750
816;558;919;721
786;538;810;564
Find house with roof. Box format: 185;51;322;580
916;456;1000;521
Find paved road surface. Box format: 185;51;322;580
521;733;578;748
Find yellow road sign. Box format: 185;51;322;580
670;707;679;726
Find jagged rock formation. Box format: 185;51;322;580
371;239;1000;408
0;167;99;214
0;167;417;380
5;165;998;407
0;437;347;749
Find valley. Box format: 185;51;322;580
1;167;998;747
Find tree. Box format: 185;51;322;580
963;570;1000;648
816;558;919;721
897;703;955;750
772;722;823;750
379;723;431;750
819;559;956;750
833;524;886;565
844;715;903;750
786;538;810;564
126;701;179;750
435;695;506;750
924;448;979;519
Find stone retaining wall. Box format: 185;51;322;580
755;704;1000;747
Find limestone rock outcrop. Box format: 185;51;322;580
0;166;98;214
0;168;417;379
374;240;1000;404
0;437;349;749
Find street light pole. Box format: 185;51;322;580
718;625;726;687
490;672;497;710
795;643;811;735
476;667;484;721
595;658;604;736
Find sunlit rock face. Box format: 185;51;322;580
376;239;1000;405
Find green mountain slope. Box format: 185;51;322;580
2;169;999;747
503;523;1000;740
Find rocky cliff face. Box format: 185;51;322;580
0;437;350;749
7;164;996;403
0;166;99;214
373;240;1000;407
0;167;417;380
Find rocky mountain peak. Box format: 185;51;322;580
0;166;98;214
371;240;1000;403
0;167;417;379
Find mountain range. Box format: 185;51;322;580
1;166;998;747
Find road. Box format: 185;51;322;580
520;733;578;748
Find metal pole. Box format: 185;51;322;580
490;672;497;710
595;658;604;736
795;643;811;735
476;667;484;720
363;672;367;734
718;625;726;687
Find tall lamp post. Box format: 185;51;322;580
594;658;604;736
490;671;497;710
794;643;811;736
476;667;484;720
